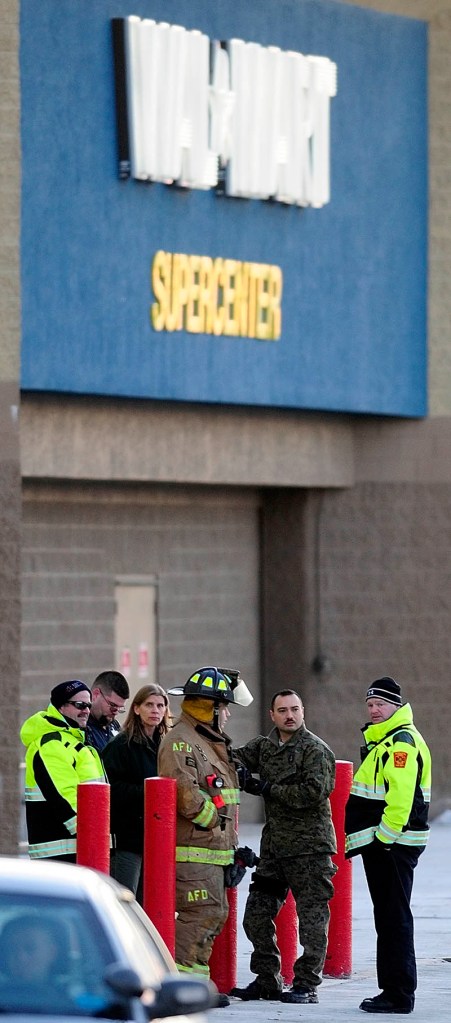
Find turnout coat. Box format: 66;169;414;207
158;710;240;865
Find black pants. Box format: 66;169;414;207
361;841;422;1010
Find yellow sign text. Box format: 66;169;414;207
151;251;282;340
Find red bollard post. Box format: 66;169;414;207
324;759;353;978
276;890;298;985
210;807;239;993
209;885;238;992
76;781;110;874
143;777;177;958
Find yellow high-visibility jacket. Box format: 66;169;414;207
20;704;105;859
345;703;431;857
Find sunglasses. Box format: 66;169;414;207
66;700;92;711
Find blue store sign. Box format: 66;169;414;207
20;0;427;416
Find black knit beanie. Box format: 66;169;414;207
366;676;403;706
50;680;91;709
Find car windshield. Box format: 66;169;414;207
0;891;122;1017
115;897;170;976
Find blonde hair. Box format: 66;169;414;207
122;684;170;744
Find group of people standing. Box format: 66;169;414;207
20;667;431;1015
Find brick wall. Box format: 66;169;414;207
0;0;21;854
21;485;262;821
261;482;450;814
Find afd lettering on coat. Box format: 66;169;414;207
187;888;209;902
172;741;193;753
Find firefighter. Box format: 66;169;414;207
158;666;253;1006
345;676;431;1014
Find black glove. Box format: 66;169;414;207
224;846;259;887
224;861;246;888
235;845;260;868
243;776;272;797
235;763;252;791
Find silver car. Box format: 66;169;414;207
0;857;216;1022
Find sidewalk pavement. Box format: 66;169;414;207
208;815;451;1020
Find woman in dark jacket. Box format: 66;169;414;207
101;683;170;902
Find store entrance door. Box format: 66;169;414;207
115;577;158;702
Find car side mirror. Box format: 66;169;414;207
147;976;218;1019
103;963;144;998
103;964;217;1018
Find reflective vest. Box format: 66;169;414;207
345;703;431;857
20;704;105;858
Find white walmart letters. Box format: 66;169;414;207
124;16;337;208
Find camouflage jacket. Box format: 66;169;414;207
235;724;337;858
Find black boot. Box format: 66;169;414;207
360;994;413;1014
229;979;283;1001
281;985;319;1004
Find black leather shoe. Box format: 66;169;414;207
281;986;319;1004
360;994;413;1014
229;980;283;1001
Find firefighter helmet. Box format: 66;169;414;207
168;666;253;706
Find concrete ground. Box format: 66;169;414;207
207;815;451;1020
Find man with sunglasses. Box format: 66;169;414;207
20;679;105;861
85;670;129;752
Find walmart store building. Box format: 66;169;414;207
2;0;451;849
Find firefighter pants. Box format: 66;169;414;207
243;853;336;991
361;840;422;1010
175;861;229;975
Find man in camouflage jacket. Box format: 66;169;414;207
231;689;336;1005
